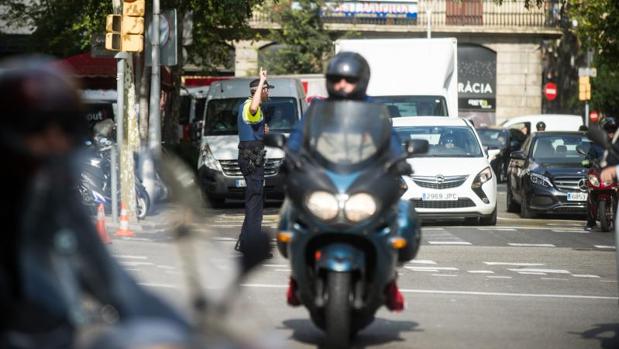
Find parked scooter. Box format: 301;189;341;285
78;138;151;219
265;100;427;348
582;157;618;232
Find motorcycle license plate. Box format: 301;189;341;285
567;192;587;201
422;192;458;201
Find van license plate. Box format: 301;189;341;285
422;193;458;201
235;179;246;188
567;192;587;201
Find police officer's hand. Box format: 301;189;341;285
601;166;617;185
260;67;267;82
264;124;269;135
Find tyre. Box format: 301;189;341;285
520;194;534;218
480;207;497;225
136;190;150;220
598;200;613;232
506;183;518;213
325;272;352;349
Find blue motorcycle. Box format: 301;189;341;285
265;100;427;348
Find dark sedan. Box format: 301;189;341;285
506;131;591;218
476;127;526;183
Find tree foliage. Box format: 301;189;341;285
260;0;335;74
0;0;262;70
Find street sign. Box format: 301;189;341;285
578;67;597;78
544;82;557;101
145;9;177;66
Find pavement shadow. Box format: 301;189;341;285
281;317;420;349
570;323;619;349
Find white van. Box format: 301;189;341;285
499;114;583;134
197;78;307;205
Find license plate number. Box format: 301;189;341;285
567;192;587;201
422;192;458;201
235;179;266;188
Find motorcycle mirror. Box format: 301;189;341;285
264;133;287;149
586;125;610;149
404;139;429;157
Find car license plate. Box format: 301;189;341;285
422;192;458;201
567;192;587;201
235;179;246;188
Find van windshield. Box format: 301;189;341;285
370;95;448;117
203;97;299;136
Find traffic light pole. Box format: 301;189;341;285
148;0;161;156
113;52;130;223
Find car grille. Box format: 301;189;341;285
219;158;283;177
411;198;476;209
553;176;586;193
412;175;469;189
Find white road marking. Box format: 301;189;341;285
484;262;545;266
477;228;516;231
508;243;556;247
423;227;445;231
409;260;437;265
275;269;292;272
541;277;569;281
432;274;458;277
428;241;472;245
263;264;289;268
516;272;547;275
467;270;494;274
551;229;589;234
486;276;512;279
594;245;616;249
405;266;459;272
507;268;570;274
120;261;154;267
113;255;148;259
239;284;618;300
156;265;176;270
139;283;179;289
572;274;601;278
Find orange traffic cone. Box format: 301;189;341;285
115;203;135;238
96;203;112;244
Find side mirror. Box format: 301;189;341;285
264;133;287;149
510;150;526;160
404;139;429;157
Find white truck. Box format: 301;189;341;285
335;38;458;117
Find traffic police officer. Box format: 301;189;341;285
235;68;272;254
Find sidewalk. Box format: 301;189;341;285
100;203;182;239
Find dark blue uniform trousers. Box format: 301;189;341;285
237;158;264;253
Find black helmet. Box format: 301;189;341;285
601;117;618;133
536;121;546;131
0;55;87;153
325;51;370;100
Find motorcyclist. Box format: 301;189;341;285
0;56;189;348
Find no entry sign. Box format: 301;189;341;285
544;82;558;101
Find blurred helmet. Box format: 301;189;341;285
0;55;87;150
601;117;618;133
325;52;370;100
536;121;546;131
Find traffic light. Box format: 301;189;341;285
579;76;591;101
104;0;145;52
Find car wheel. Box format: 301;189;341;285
520;194;534;219
506;183;519;213
480;207;497;226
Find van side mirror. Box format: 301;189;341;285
264;133;287;149
510;150;526;160
404;139;429;157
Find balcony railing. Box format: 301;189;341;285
250;0;561;29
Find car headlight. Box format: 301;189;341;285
200;144;221;171
305;191;339;221
588;174;599;187
529;172;553;188
344;193;377;222
472;167;493;188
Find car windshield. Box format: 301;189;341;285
395;126;483;157
477;129;507;149
370;96;448;117
203;97;298;135
305;101;391;169
531;134;591;164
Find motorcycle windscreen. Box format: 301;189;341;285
304;100;391;172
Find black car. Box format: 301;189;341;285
506;131;591;218
476;127;526;182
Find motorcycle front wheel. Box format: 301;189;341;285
325;271;352;349
599;200;613;232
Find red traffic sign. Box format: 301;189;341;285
544;82;558;101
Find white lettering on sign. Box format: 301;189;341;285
458;80;493;94
546;88;557;94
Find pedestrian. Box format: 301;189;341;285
0;55;189;348
536;121;546;132
235;67;272;256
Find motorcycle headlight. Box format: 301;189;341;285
472;167;493;188
305;191;339;221
529;172;553;188
200;144;221;171
344;193;377;222
588;174;600;187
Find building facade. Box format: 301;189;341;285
237;0;562;126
